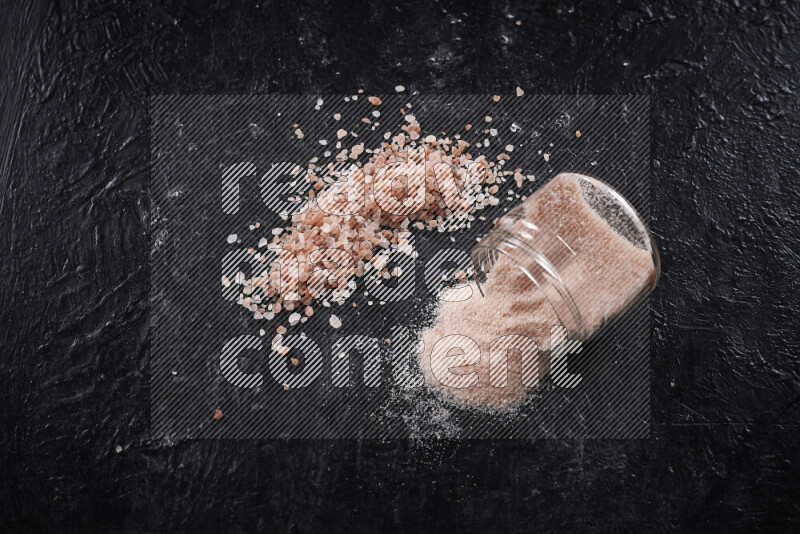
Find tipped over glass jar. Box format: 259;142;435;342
418;173;660;410
470;173;660;344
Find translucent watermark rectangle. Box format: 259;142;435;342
150;95;651;439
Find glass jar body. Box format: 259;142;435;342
470;173;660;345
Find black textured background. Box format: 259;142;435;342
2;0;799;532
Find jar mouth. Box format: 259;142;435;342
470;174;660;342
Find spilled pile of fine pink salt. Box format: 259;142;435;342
419;254;559;410
418;173;655;410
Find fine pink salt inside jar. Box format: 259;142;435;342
470;172;661;343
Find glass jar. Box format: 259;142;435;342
470;173;660;344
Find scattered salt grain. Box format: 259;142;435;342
330;315;342;329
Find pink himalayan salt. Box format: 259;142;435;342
419;173;654;410
420;255;558;410
508;173;655;334
242;120;500;313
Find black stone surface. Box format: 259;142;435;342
2;0;799;531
